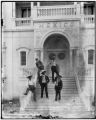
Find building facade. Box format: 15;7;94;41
2;1;95;112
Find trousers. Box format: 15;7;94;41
51;66;59;82
25;85;36;101
55;89;61;101
41;83;48;98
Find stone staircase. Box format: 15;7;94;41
22;77;94;118
36;77;78;100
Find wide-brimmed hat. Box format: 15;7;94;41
41;70;46;74
26;75;32;79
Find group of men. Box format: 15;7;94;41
24;58;63;102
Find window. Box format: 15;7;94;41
21;8;31;18
88;49;94;64
16;2;31;18
20;51;26;65
34;2;37;6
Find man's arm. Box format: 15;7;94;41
60;80;63;89
38;76;42;84
46;76;50;83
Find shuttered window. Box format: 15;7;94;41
20;51;26;65
88;49;94;64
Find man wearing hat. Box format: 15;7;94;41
24;75;36;101
39;70;50;98
35;58;44;80
54;75;63;101
50;59;60;82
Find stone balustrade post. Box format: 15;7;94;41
12;2;16;28
31;2;37;20
37;2;40;7
70;49;73;74
80;2;84;15
80;2;84;25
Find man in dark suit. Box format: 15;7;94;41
35;58;44;80
50;59;60;82
54;75;63;101
39;70;50;98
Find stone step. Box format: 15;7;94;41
25;103;87;112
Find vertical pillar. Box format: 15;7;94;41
31;2;33;17
31;2;33;26
70;49;73;73
6;33;13;99
74;2;77;5
31;2;37;19
41;49;44;62
80;2;84;26
12;2;16;18
34;50;41;60
12;2;16;28
81;2;84;15
37;2;40;7
34;50;38;60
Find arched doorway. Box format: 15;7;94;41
43;33;70;77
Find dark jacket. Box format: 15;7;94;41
36;60;44;70
55;77;63;91
39;75;50;85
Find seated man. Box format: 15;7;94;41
24;75;37;102
35;58;44;80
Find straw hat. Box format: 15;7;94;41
41;70;46;74
26;75;32;79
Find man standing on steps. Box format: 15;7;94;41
54;75;63;101
50;58;60;82
35;58;44;81
39;70;50;98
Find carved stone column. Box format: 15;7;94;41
12;2;16;18
70;49;73;72
37;2;40;7
80;2;84;15
34;49;40;60
41;49;44;62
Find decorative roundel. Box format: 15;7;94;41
49;53;56;60
58;53;65;60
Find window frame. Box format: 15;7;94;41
20;51;26;66
88;49;94;65
16;47;31;67
21;7;31;18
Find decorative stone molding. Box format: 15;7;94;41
40;30;71;48
34;21;78;30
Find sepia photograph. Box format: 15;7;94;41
1;1;95;119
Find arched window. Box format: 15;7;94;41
88;49;94;64
20;51;26;66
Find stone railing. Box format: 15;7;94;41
37;5;79;17
83;15;95;24
14;5;95;27
15;18;31;26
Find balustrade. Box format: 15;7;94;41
14;5;95;27
37;5;77;17
83;15;95;24
15;18;31;26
